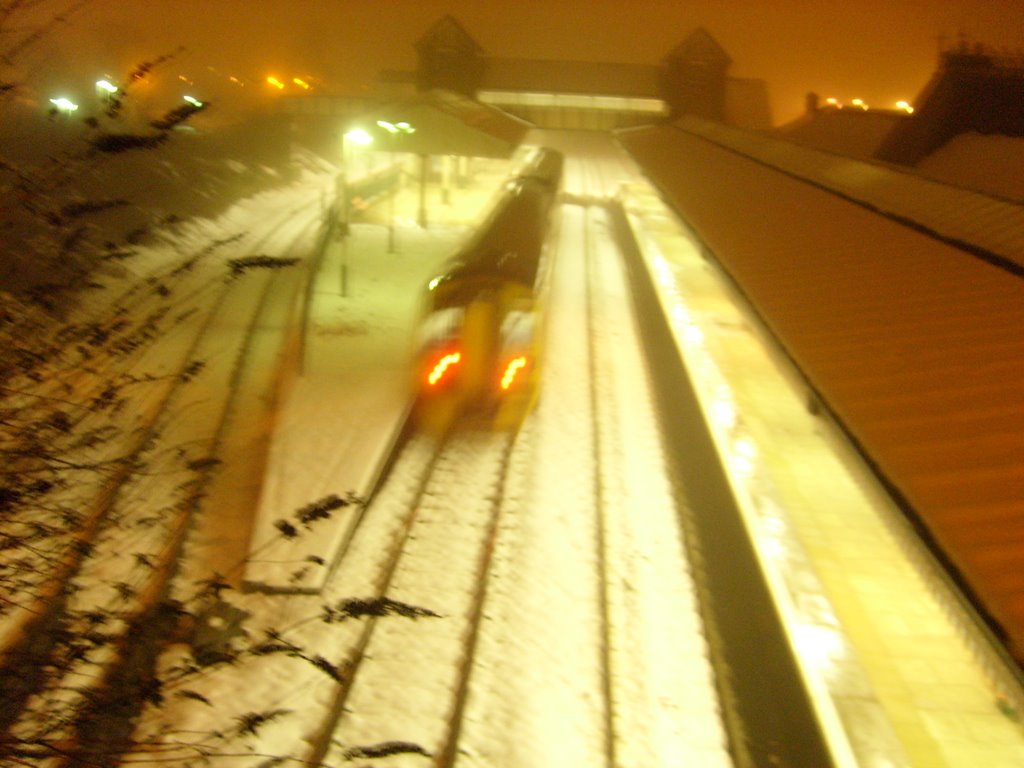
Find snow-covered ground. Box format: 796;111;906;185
5;122;1024;768
117;135;731;767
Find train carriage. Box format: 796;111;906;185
412;147;563;434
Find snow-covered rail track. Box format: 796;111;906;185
0;199;323;765
306;429;515;766
308;198;734;767
309;197;734;768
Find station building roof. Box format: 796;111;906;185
482;58;661;99
618;116;1024;663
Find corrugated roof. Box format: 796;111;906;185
371;90;530;158
669;117;1024;271
618;119;1024;663
776;109;905;161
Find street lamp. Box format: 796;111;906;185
49;97;79;119
96;79;117;100
376;120;416;253
338;127;374;296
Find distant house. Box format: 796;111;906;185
775;43;1024;200
777;103;905;162
874;43;1024;166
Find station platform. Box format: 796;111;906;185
618;181;1024;767
243;158;508;592
240;138;1024;765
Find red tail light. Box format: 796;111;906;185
426;351;461;387
499;355;529;391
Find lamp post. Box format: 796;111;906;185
376;120;416;253
339;127;373;296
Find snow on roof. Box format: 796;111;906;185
916;132;1024;203
776;108;905;161
618;118;1024;661
665;116;1024;271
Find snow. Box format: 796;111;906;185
8;114;1023;767
143;136;728;766
916;132;1024;202
0;129;737;765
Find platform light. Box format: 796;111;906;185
710;394;737;431
377;119;416;135
344;127;374;146
851;98;868;110
731;435;758;477
266;76;285;89
825;97;840;108
49;97;78;114
96;79;117;94
293;77;310;90
183;95;203;107
896;100;914;114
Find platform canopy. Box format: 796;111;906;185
364;89;532;158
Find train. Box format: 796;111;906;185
411;146;564;434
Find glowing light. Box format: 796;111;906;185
710;395;736;431
49;97;78;112
851;98;868;110
96;79;117;94
500;356;528;390
266;76;285;90
344;127;374;146
377;120;417;135
671;304;691;327
794;622;845;672
293;77;310;90
896;100;914;114
825;97;840;108
427;352;460;386
683;323;704;346
731;436;758;477
183;95;203;107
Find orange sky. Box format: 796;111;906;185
28;0;1024;125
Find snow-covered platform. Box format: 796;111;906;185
243;172;506;593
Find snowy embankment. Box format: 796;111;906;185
0;153;337;763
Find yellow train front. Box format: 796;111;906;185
411;148;562;434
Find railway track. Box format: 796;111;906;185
114;162;735;767
84;142;839;767
0;197;324;765
287;190;727;766
311;428;516;766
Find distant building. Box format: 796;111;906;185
777;100;905;162
413;16;486;97
406;16;772;130
660;28;732;122
874;42;1024;166
774;41;1024;200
